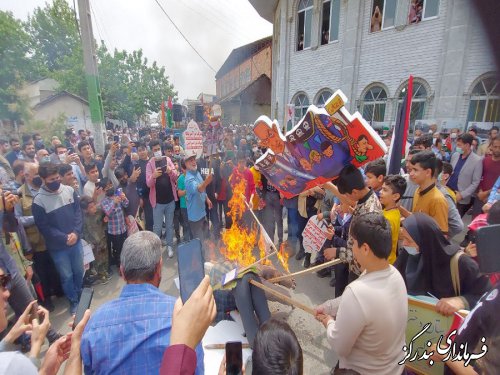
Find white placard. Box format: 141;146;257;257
82;240;95;267
184;120;203;158
302;215;329;254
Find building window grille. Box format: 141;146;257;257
360;86;387;123
321;0;340;45
467;76;500;123
294;93;310;122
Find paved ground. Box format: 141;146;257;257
33;213;472;374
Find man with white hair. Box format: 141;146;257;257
80;231;205;374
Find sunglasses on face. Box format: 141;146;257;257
0;273;12;291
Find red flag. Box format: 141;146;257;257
387;76;413;174
161;100;166;128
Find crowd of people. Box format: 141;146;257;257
0;121;498;374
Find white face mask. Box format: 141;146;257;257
450;133;457;139
59;153;66;163
154;151;162;160
404;246;419;256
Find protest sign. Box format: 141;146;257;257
403;296;468;375
302;215;329;256
82;240;95;270
184;120;203;158
253;90;387;198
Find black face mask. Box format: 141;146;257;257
120;180;127;187
32;176;43;188
105;188;115;197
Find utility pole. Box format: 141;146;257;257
77;0;105;154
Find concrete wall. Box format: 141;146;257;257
270;0;497;130
33;95;93;133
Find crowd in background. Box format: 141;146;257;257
0;120;498;374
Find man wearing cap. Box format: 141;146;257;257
184;150;212;245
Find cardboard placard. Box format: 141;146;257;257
82;240;95;268
184;120;203;158
403;296;468;375
302;215;329;255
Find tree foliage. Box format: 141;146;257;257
1;0;176;126
98;45;177;124
0;11;34;121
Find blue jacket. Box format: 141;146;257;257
32;185;83;251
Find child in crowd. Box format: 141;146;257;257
81;196;110;283
100;178;129;267
315;212;408;375
317;199;353;295
364;158;386;196
176;159;192;241
379;175;406;264
438;161;456;203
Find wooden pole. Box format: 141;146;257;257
268;258;343;283
249;279;316;316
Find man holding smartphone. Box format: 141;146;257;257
32;163;84;315
146;140;179;258
185;150;212;244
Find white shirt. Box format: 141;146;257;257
322;265;408;375
83;180;96;198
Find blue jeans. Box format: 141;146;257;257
49;241;84;306
153;200;176;247
286;207;299;248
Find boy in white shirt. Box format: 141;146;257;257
315;212;408;375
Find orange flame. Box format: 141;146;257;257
221;180;257;266
277;242;290;273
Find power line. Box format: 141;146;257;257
152;0;217;73
89;2;104;46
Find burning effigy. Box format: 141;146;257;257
253;90;387;198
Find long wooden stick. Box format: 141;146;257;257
243;196;279;253
249;279;315;315
268;258;343;283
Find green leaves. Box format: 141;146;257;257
97;45;177;124
1;0;176;126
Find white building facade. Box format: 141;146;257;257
249;0;499;135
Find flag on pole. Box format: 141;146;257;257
387;76;413;175
167;96;173;128
160;99;166;129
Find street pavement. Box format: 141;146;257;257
45;213;470;374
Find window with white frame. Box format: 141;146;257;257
321;0;340;45
297;0;313;51
294;93;309;122
408;0;439;24
370;0;397;32
467;76;500;123
315;89;333;107
360;86;387;123
397;82;428;130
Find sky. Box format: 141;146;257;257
1;0;272;102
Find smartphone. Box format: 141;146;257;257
177;239;205;303
225;341;243;375
132;147;138;153
29;302;39;322
113;135;120;143
73;288;93;330
476;224;500;274
115;187;123;196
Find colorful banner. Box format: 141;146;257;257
253;90;387;198
167;96;173;128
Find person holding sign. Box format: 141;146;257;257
315;212;408;375
396;213;491;316
185;150;212;245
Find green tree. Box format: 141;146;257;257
0;11;34;121
97;45;177;124
27;0;87;98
